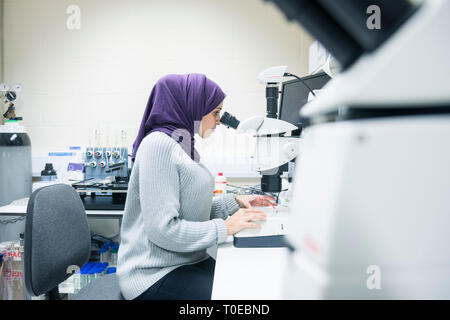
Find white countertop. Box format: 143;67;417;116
0;198;123;218
212;238;290;300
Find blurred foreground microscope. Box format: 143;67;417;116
266;0;450;299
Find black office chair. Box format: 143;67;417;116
24;184;123;300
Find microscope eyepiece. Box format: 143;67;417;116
220;111;240;130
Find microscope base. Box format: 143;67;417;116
233;207;289;248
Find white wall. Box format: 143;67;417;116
3;0;312;171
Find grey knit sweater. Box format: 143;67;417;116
117;131;240;300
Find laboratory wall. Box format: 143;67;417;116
2;0;312;174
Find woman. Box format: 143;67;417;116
117;74;276;300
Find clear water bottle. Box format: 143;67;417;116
214;172;227;197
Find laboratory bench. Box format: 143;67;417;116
211;236;289;300
1;196;288;300
0;199;123;226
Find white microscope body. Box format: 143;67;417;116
283;0;450;299
230;113;299;247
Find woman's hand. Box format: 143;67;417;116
225;208;267;235
235;194;277;209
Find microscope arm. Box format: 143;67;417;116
237;116;298;135
232;116;300;172
251;136;299;172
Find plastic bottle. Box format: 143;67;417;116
78;265;88;290
80;262;94;289
40;163;57;181
73;270;81;294
103;242;113;263
101;262;109;275
87;268;95;285
67;146;85;181
110;245;119;266
99;247;107;263
94;264;102;280
214;172;227;197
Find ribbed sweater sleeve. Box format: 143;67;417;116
138;136;228;252
210;194;240;219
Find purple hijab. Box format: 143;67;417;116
132;74;226;162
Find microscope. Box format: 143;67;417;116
220;66;321;247
220;66;313;194
263;0;450;299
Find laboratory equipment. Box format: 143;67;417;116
220;109;298;191
71;129;130;210
1;83;23;122
264;0;415;69
0;240;24;299
233;205;290;248
71;171;129;211
40;163;57;181
66;146;85;181
221;70;331;248
0;83;31;243
0;120;32;207
0;82;30;210
279;72;331;129
265;0;450;299
221;66;323;193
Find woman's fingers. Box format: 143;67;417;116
251;196;277;207
248;214;266;221
242;209;265;216
226;208;268;235
242;212;266;222
243;222;261;229
242;208;264;214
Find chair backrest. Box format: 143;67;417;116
24;184;90;296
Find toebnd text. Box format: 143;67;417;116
179;304;270;318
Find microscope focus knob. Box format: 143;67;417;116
283;142;298;160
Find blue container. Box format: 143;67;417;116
106;267;116;274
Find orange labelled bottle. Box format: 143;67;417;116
214;172;227;197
